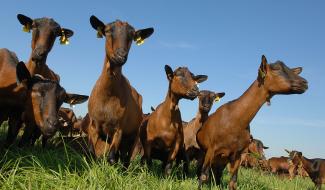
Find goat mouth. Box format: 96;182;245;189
31;50;48;62
31;55;46;63
291;84;308;94
42;124;59;137
201;106;211;112
186;91;199;100
111;55;127;66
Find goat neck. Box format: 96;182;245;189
233;80;268;130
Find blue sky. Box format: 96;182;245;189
1;1;324;158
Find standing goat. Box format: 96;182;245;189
197;55;308;189
140;65;207;175
87;15;154;167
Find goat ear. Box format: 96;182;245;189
213;92;225;102
17;14;33;33
291;67;302;75
215;92;225;98
17;14;33;26
258;55;268;84
134;28;154;45
285;149;290;154
60;28;74;38
194;75;208;83
150;106;155;112
165;65;174;81
90;15;105;38
263;146;269;149
64;93;89;105
298;151;303;157
16;61;31;89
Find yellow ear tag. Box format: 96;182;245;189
23;24;31;33
135;36;144;46
59;29;69;45
97;27;103;38
214;96;220;102
60;34;69;45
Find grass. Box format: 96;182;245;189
0;122;321;190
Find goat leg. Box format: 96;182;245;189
199;148;214;188
141;140;152;167
108;127;122;165
228;157;241;190
19;123;36;147
5;114;23;147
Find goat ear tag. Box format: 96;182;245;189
60;35;69;45
60;30;70;45
97;27;103;38
135;36;144;46
214;96;220;102
23;24;31;33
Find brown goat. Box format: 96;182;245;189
267;156;295;178
14;62;88;147
183;90;225;163
58;107;79;136
130;109;156;161
140;65;207;175
287;150;325;189
30;107;83;146
197;55;308;189
241;138;268;168
87;15;154;167
0;14;74;146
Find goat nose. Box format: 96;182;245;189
47;118;58;127
192;85;199;92
116;48;127;57
32;48;46;59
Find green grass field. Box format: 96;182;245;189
0;123;321;190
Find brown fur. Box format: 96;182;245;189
288;150;325;189
0;14;74;146
241;138;268;168
197;55;308;189
57;107;81;136
14;62;88;147
87;15;154;166
183;90;224;170
140;65;207;175
268;157;294;177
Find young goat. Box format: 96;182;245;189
140;65;207;175
183;90;225;168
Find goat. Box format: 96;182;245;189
140;65;207;175
287;150;325;189
197;55;308;189
87;15;154;167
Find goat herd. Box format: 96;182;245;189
0;14;324;190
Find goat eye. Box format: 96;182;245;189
273;65;281;71
33;92;42;97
